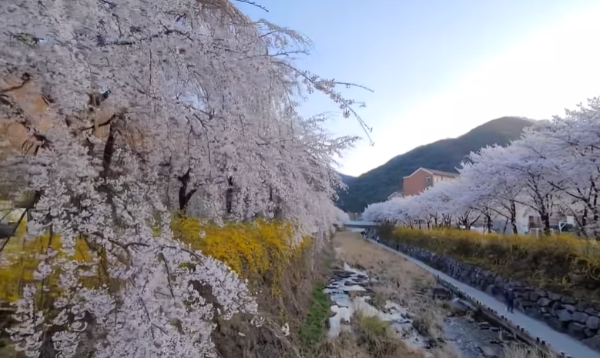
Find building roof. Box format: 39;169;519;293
403;167;459;179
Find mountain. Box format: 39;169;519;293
337;117;535;213
338;173;355;186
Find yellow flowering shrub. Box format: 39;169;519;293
171;217;307;295
0;217;98;303
385;226;600;302
0;216;308;302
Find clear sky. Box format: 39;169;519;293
240;0;600;177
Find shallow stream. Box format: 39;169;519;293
325;261;519;358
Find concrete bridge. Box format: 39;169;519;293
342;220;379;229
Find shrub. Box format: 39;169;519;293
389;227;600;303
171;217;309;295
0;217;308;302
0;219;100;303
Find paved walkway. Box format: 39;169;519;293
367;239;600;358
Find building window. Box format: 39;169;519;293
425;176;432;187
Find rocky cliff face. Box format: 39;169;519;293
378;239;600;352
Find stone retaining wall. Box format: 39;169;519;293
379;239;600;352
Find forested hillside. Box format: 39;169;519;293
337;117;534;212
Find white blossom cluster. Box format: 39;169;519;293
364;98;600;237
0;0;366;357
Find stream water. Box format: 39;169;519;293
325;261;519;358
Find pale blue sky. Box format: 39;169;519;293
241;0;600;176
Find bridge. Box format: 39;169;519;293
342;220;379;228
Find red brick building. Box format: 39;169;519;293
401;167;459;197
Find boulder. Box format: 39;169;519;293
549;292;562;301
573;311;589;324
537;297;552;307
529;291;540;302
557;309;573;322
576;302;590;312
586;316;600;330
586;308;599;316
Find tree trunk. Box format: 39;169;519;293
485;214;492;233
177;169;197;211
541;212;551;236
510;201;518;234
225;176;234;215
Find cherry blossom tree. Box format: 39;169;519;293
464;146;524;234
526;102;600;236
1;0;370;357
362;97;600;238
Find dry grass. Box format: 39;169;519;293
311;332;370;358
332;231;457;358
354;313;424;358
309;314;426;358
503;343;558;358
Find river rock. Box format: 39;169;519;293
529;291;540;302
557;309;573;322
432;284;452;300
548;292;562;301
480;345;499;358
586;316;600;330
573;311;589;324
537;297;552;307
478;322;491;330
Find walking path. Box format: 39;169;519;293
367;239;600;358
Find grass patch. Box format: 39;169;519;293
369;291;387;311
299;282;330;346
354;314;414;358
383;226;600;304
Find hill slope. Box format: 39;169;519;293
337;117;534;212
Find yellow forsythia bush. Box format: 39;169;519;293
0;218;98;303
388;227;600;301
0;216;307;302
171;217;308;295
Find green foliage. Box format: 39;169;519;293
299;283;330;346
337;117;533;212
